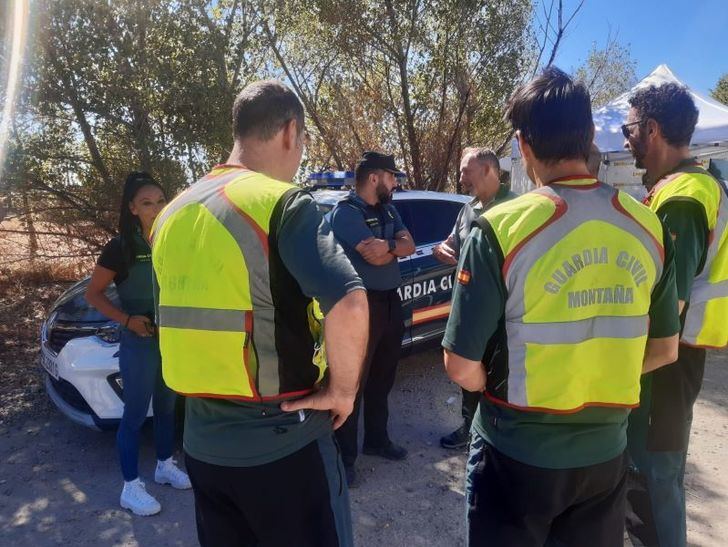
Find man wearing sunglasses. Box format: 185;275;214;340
623;83;728;547
443;67;679;546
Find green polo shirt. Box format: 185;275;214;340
654;201;708;303
448;185;517;256
182;192;364;467
442;192;680;469
647;158;710;303
97;231;155;317
637;161;712;450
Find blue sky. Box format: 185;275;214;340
551;0;728;96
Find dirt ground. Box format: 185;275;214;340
0;340;727;546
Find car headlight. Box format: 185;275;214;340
107;372;124;399
96;324;121;344
41;311;58;344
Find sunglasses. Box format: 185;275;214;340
621;119;646;139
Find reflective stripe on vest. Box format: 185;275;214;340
158;306;251;331
152;168;315;399
649;168;728;348
483;180;664;412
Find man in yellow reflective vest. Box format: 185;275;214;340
152;80;368;547
442;67;680;546
624;82;728;547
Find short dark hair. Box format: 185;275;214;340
355;167;380;187
232;80;305;141
628;83;698;147
505;67;593;163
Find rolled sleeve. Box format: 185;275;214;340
277;194;364;313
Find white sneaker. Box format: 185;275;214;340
120;479;161;516
155;458;192;490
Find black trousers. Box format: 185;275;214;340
185;435;352;547
335;289;404;467
461;388;481;426
468;440;628;547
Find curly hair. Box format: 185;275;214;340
628;83;698;147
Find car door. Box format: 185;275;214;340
390;200;414;350
397;198;465;346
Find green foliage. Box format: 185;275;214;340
574;40;637;109
268;0;531;190
3;0;558;252
4;0;264;249
712;74;728;106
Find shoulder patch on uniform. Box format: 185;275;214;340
457;269;471;285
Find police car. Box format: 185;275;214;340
39;171;470;429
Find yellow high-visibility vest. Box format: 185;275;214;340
648;166;728;348
151;165;325;400
479;177;666;413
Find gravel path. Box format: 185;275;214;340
1;348;726;546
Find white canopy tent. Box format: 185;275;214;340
511;64;728;199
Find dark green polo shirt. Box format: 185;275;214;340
442;194;680;469
638;161;712;450
655;202;707;303
97;231;155;317
448;185;517;256
182;192;364;467
648;158;710;303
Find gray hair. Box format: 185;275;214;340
232;80;305;141
462;147;500;172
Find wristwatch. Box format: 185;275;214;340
388;239;396;252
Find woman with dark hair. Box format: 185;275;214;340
86;172;190;516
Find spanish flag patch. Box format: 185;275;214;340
457;269;471;285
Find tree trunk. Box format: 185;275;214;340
21;190;38;260
53;60;114;188
397;59;423;187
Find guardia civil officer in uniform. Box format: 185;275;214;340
151;80;369;547
329;151;416;487
623;83;728;547
442;67;681;546
434;147;516;449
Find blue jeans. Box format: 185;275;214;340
117;330;177;481
627;396;690;547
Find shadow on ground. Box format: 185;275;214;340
1;347;726;546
